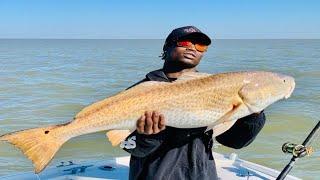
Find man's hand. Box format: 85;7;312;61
136;111;166;135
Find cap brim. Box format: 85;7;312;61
178;32;211;45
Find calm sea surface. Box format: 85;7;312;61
0;39;319;179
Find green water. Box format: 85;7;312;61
0;39;319;179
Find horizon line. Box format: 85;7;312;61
0;38;320;40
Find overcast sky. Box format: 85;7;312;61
0;0;319;39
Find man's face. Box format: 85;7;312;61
165;38;206;68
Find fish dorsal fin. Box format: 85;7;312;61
75;81;168;119
135;81;167;87
106;130;131;146
175;72;211;82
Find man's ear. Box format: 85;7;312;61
163;46;174;60
160;51;167;60
162;50;170;61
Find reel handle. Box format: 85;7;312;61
282;142;313;158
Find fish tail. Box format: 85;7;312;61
0;122;71;173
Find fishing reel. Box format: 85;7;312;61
282;142;313;158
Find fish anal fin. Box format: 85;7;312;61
206;100;244;134
106;130;131;146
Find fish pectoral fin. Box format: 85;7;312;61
206;101;243;134
211;120;237;137
106;130;131;146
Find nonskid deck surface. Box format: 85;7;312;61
0;152;300;180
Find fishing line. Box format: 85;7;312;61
304;126;320;156
306;124;320;147
303;119;320;157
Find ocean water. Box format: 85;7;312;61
0;39;319;179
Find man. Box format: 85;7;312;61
122;26;266;180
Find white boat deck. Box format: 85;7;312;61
0;152;300;180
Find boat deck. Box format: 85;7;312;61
0;152;300;180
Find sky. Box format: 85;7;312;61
0;0;319;39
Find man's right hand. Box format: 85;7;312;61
136;111;166;135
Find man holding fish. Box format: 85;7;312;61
122;26;267;180
0;26;295;177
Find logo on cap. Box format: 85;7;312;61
184;27;197;33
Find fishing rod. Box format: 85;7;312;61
276;120;320;180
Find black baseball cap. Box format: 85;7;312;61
163;26;211;51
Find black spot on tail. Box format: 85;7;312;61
45;131;49;134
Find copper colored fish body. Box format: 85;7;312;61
0;71;295;173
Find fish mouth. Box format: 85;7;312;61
284;79;295;99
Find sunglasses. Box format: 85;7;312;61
176;41;208;52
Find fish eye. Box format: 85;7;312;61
283;79;286;83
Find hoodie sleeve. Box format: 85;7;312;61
215;111;266;149
122;130;167;157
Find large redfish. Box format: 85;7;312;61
0;71;295;173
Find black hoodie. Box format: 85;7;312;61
122;69;266;180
